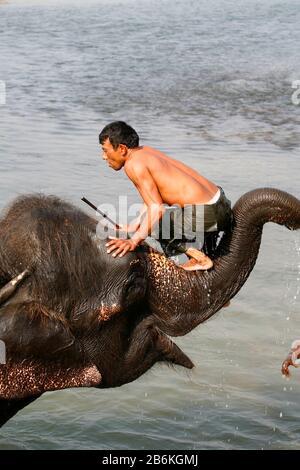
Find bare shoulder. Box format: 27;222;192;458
125;147;153;170
124;147;163;181
124;154;148;182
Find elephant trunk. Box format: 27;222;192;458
146;188;300;336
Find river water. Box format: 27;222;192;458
0;0;300;450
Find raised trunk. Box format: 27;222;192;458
146;188;300;336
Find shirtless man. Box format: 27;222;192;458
99;121;232;271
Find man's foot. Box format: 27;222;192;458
181;247;213;271
180;257;213;271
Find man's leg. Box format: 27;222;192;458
177;205;214;271
153;205;214;271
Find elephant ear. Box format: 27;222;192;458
0;301;101;399
0;301;77;358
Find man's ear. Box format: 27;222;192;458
119;143;128;155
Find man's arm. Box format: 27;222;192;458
126;162;165;245
106;161;165;257
119;203;147;233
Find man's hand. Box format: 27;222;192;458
106;236;138;258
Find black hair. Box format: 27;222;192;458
99;121;139;150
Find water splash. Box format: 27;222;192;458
282;236;300;337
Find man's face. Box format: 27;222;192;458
101;138;125;171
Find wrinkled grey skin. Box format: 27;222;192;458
0;188;299;428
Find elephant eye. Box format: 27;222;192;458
123;273;146;304
123;278;138;295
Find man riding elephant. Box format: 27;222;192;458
99;121;232;271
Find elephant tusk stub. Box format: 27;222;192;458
0;269;31;306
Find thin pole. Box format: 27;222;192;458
81;197;121;229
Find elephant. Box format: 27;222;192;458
0;187;299;428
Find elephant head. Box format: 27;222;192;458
0;196;139;413
0;188;299;427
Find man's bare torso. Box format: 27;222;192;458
124;146;218;206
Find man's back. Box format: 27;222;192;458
124;146;218;206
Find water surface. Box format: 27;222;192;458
0;0;300;450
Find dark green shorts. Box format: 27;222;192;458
154;186;232;256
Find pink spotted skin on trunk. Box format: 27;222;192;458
146;252;194;306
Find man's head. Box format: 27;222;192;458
99;121;139;171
